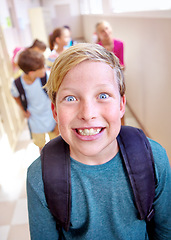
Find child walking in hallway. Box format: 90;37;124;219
11;49;59;151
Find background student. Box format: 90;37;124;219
12;39;48;78
95;20;125;69
47;27;71;68
11;48;59;152
63;25;77;47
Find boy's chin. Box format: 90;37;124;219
70;141;117;162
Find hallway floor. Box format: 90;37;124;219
0;105;140;240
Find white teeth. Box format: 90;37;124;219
78;128;101;136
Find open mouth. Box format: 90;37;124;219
76;128;104;136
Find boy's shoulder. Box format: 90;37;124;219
148;138;168;164
27;156;47;204
148;138;170;178
27;156;43;187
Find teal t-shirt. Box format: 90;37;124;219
27;138;171;240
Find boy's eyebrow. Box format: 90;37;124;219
60;83;115;92
59;87;78;92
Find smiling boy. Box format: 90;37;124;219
51;60;125;165
27;43;171;239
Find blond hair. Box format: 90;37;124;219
45;43;125;104
96;20;112;32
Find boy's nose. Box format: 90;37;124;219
78;100;96;121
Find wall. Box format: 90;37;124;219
0;0;41;58
82;11;171;159
28;7;49;45
0;25;24;151
42;0;83;40
1;0;83;57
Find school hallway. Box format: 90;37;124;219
0;121;39;240
0;105;140;240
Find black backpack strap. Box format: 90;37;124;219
14;73;48;111
14;77;33;138
41;136;71;233
117;126;156;222
14;77;27;111
40;73;48;95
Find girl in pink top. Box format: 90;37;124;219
96;21;124;68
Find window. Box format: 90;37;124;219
110;0;171;13
80;0;103;14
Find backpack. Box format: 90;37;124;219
14;73;48;111
41;126;156;239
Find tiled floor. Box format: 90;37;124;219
0;124;39;240
0;105;140;240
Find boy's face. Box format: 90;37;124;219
52;61;125;163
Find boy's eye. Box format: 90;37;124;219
98;93;109;99
65;96;76;102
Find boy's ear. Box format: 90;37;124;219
28;71;35;78
120;94;126;119
51;102;58;121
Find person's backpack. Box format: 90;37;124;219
41;126;156;239
14;73;48;111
